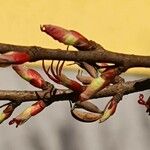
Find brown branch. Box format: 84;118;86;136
0;43;149;68
0;79;149;103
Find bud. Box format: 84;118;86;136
60;74;83;92
99;98;118;123
80;67;121;101
101;67;119;82
71;108;102;122
75;101;102;113
13;65;47;89
0;51;30;67
78;62;98;78
9;100;46;127
80;77;105;101
40;24;91;50
0;103;19;124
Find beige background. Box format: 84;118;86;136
0;0;149;75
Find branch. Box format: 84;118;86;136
0;24;149;126
0;79;149;103
0;43;149;68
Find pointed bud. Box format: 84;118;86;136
80;77;105;101
12;65;47;89
80;67;120;101
79;68;120;102
9;100;46;127
59;74;83;92
0;51;30;67
0;103;19;124
75;101;102;113
78;62;98;78
101;67;120;82
40;24;92;50
99;98;118;123
71;108;102;122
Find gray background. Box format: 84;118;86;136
0;66;149;150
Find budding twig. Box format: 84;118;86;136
0;24;149;126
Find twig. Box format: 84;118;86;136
0;79;149;103
0;43;149;68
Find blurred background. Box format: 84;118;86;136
0;0;149;150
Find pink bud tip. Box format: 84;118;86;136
40;24;91;50
0;51;30;66
13;65;47;89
